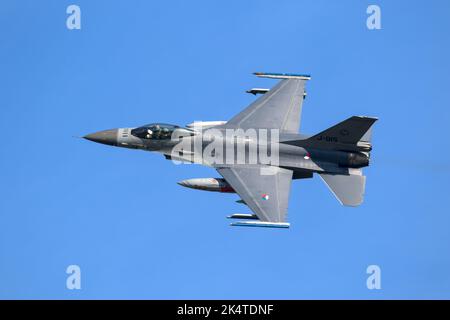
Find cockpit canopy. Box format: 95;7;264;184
131;123;180;140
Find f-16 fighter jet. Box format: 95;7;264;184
84;72;377;228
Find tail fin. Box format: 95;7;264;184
282;116;377;152
310;116;378;145
319;173;366;206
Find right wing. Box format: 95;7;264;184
222;73;310;134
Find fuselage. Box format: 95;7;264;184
83;72;377;228
84;123;370;177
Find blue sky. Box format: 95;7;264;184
1;0;450;299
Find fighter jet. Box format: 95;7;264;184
84;72;377;228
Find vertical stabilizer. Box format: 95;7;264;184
310;116;378;145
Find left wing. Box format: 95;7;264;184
217;165;293;224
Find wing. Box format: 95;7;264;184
217;165;293;223
223;73;310;133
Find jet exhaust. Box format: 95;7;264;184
339;152;369;168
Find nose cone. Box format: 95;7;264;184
84;129;118;146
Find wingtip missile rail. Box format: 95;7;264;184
253;72;311;80
230;221;290;229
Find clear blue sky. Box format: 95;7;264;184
1;0;450;299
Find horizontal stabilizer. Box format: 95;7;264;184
319;173;366;206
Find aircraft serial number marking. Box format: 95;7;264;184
317;135;338;142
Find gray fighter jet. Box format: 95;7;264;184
84;72;377;228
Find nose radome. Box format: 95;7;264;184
83;129;118;146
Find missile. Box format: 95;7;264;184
230;221;290;228
246;88;307;99
246;88;269;95
227;213;258;220
177;178;235;193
